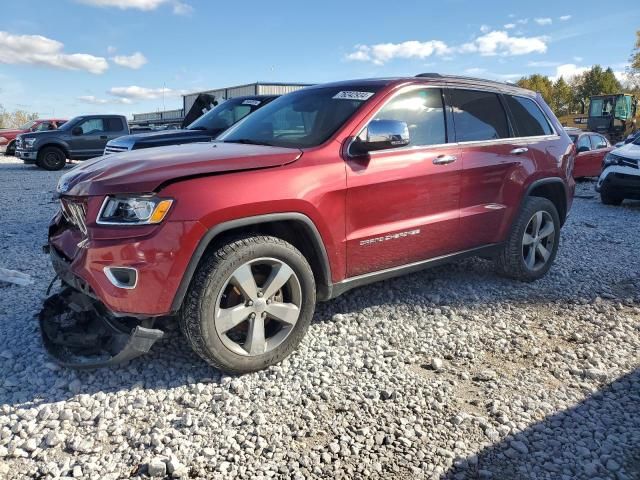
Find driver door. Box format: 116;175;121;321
69;118;106;159
344;87;461;277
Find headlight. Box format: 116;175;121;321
24;138;37;149
97;196;173;225
603;153;620;167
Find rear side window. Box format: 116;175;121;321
577;135;591;152
371;88;446;146
449;89;509;142
104;118;124;132
505;95;553;137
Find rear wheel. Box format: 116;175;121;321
6;141;16;156
600;190;623;206
37;146;66;171
496;197;560;282
180;235;316;374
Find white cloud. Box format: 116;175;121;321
0;31;108;74
460;31;548;56
108;85;179;100
480;24;491;33
77;0;192;14
551;64;589;81
527;60;561;67
111;52;147;69
346;40;451;65
78;95;131;104
559;15;572;21
534;18;553;26
504;23;516;29
516;18;528;25
347;30;547;64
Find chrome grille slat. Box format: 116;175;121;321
60;199;88;236
103;145;130;155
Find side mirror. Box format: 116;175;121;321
71;127;83;136
577;145;590;153
351;119;410;155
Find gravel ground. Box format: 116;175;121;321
0;154;639;480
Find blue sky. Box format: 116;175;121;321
0;0;638;119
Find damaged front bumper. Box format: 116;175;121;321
39;286;164;369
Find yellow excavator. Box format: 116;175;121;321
559;93;638;143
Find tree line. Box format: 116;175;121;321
0;105;39;130
517;31;640;117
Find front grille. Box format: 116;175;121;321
619;157;639;169
60;198;88;236
16;138;22;149
103;145;129;155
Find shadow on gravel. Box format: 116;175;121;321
441;368;640;480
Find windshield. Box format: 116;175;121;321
57;117;82;130
19;121;37;130
188;98;261;131
218;86;382;148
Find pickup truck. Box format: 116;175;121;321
104;96;276;155
0;119;67;156
16;115;129;170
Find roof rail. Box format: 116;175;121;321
415;72;518;88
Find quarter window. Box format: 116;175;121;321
505;95;553;137
449;89;509;142
370;88;446;147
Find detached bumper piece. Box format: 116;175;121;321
39;286;164;369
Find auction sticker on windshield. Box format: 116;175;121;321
333;91;375;101
242;100;261;106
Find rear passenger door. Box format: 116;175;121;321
450;89;537;250
102;117;126;147
67;118;107;159
345;87;462;277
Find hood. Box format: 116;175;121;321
109;129;216;149
0;128;25;137
58;141;303;196
612;142;640;160
19;130;60;140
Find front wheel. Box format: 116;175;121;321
495;197;561;282
180;235;316;374
37;146;66;171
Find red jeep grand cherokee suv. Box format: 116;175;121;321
45;75;575;373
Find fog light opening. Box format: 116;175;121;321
104;267;138;289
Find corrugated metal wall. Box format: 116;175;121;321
182;82;312;114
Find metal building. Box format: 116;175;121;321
130;108;185;128
182;82;311;115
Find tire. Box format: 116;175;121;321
37;146;66;171
180;235;316;374
6;141;16;156
600;190;623;206
495;197;561;282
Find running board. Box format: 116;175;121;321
326;243;502;299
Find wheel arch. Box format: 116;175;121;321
38;142;70;159
525;177;569;225
170;213;332;313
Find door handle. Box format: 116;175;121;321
100;135;108;140
510;147;529;155
433;155;457;165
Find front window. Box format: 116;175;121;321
78;118;105;134
19;121;37;130
218;86;382;148
188;98;256;131
589;97;615;117
614;95;633;120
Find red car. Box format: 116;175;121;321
566;129;612;178
43;74;575;373
0;119;67;156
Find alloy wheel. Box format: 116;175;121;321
522;211;555;271
214;257;302;356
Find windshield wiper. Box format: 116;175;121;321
223;138;274;146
